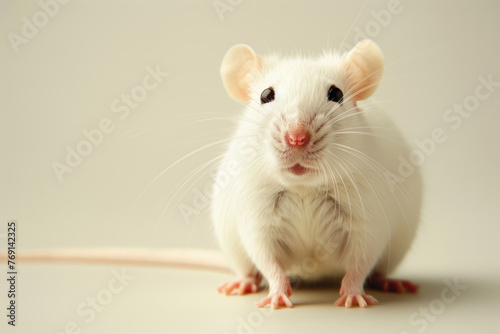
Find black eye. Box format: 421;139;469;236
327;85;343;104
260;87;275;104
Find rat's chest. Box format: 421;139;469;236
269;190;350;249
271;189;345;224
267;190;352;276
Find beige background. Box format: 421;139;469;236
1;0;499;333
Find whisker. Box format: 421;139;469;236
323;155;353;263
124;113;263;139
133;138;233;206
332;129;402;143
331;143;417;223
155;153;226;231
339;153;393;270
338;0;369;53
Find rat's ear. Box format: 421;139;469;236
344;40;384;101
221;44;261;104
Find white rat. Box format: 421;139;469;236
212;39;422;308
0;40;421;310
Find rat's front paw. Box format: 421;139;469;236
335;293;378;308
337;272;379;308
256;291;293;309
256;280;293;309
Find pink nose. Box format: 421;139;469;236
286;129;310;147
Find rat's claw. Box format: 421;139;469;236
335;294;378;308
217;281;237;295
256;292;293;309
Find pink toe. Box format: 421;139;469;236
402;281;420;293
256;297;270;308
355;295;367;308
335;295;347;306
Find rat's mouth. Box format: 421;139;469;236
288;163;309;176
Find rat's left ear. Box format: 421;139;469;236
220;44;262;104
343;40;384;101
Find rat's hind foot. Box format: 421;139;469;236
367;272;419;293
217;276;261;295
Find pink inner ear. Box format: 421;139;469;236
232;56;261;104
343;40;384;102
344;64;363;103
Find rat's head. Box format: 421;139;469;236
220;40;384;188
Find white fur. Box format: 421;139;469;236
212;41;422;296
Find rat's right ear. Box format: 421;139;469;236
221;44;261;104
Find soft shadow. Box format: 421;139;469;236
289;276;474;308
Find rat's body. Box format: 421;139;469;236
1;41;421;310
213;40;422;308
